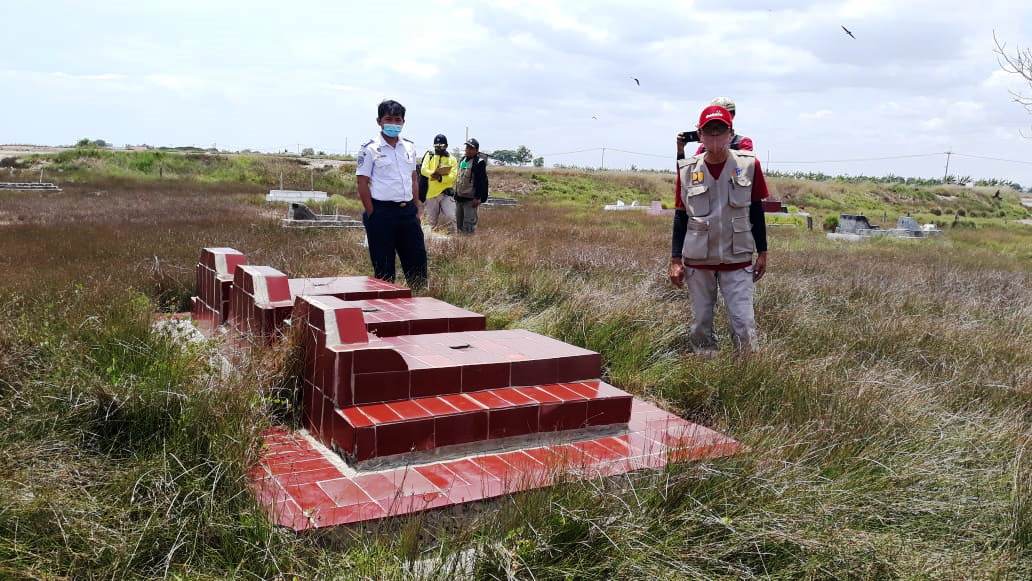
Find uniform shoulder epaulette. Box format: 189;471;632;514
685;153;704;163
733;149;757;158
401;137;414;143
360;139;374;149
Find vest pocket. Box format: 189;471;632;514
731;215;755;254
729;175;752;208
681;218;710;260
681;185;710;216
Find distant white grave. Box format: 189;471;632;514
266;190;328;203
604;200;648;211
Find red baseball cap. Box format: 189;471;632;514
698;105;733;129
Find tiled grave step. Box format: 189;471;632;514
250;399;742;530
307;381;632;463
294;298;601;408
289;277;411;301
300;295;485;338
192;247;247;332
344;330;601;405
228;265;411;340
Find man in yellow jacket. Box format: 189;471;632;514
420;134;458;231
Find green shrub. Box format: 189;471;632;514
823;215;839;231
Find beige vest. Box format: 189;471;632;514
676;149;756;265
455;156;477;198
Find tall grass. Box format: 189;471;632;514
0;170;1029;578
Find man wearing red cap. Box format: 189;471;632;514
669;105;769;354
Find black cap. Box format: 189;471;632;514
464;138;479;149
433;134;448;145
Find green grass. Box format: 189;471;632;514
0;167;1029;578
506;166;1029;232
22;147;358;195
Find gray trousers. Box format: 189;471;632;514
455;198;479;233
424;194;456;231
686;266;758;353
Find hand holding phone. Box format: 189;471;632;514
679;130;700;143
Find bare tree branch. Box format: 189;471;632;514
994;30;1032;138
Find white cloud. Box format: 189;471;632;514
800;109;833;120
144;74;208;94
921;117;945;131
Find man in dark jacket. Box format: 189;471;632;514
453;138;489;234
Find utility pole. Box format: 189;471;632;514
344;137;348;156
465;126;469;143
943;150;952;183
601;146;606;171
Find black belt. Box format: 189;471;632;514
371;199;411;207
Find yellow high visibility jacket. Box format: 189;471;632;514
420;153;458;199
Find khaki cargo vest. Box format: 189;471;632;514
676;149;757;265
455;156;477;198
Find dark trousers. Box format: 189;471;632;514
455;198;479;233
362;200;428;288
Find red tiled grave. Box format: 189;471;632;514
191;247;247;333
186;247;742;531
229;265;294;339
292;296;600;409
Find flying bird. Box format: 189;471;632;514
592;115;599;120
632;77;640;86
841;25;856;39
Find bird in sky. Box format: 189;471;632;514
841;25;856;39
592;115;599;120
632;77;640;86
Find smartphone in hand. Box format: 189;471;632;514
679;130;700;142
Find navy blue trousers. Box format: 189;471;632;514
362;200;428;288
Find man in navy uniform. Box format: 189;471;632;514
355;99;428;288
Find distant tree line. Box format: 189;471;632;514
766;170;1026;192
487;145;543;167
76;138;108;148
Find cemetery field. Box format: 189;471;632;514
0;172;1030;579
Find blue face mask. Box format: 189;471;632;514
381;123;403;138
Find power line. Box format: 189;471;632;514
769;152;943;164
537;147;601;157
606;147;669;159
950;152;1032;166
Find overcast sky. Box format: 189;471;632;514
3;0;1032;184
